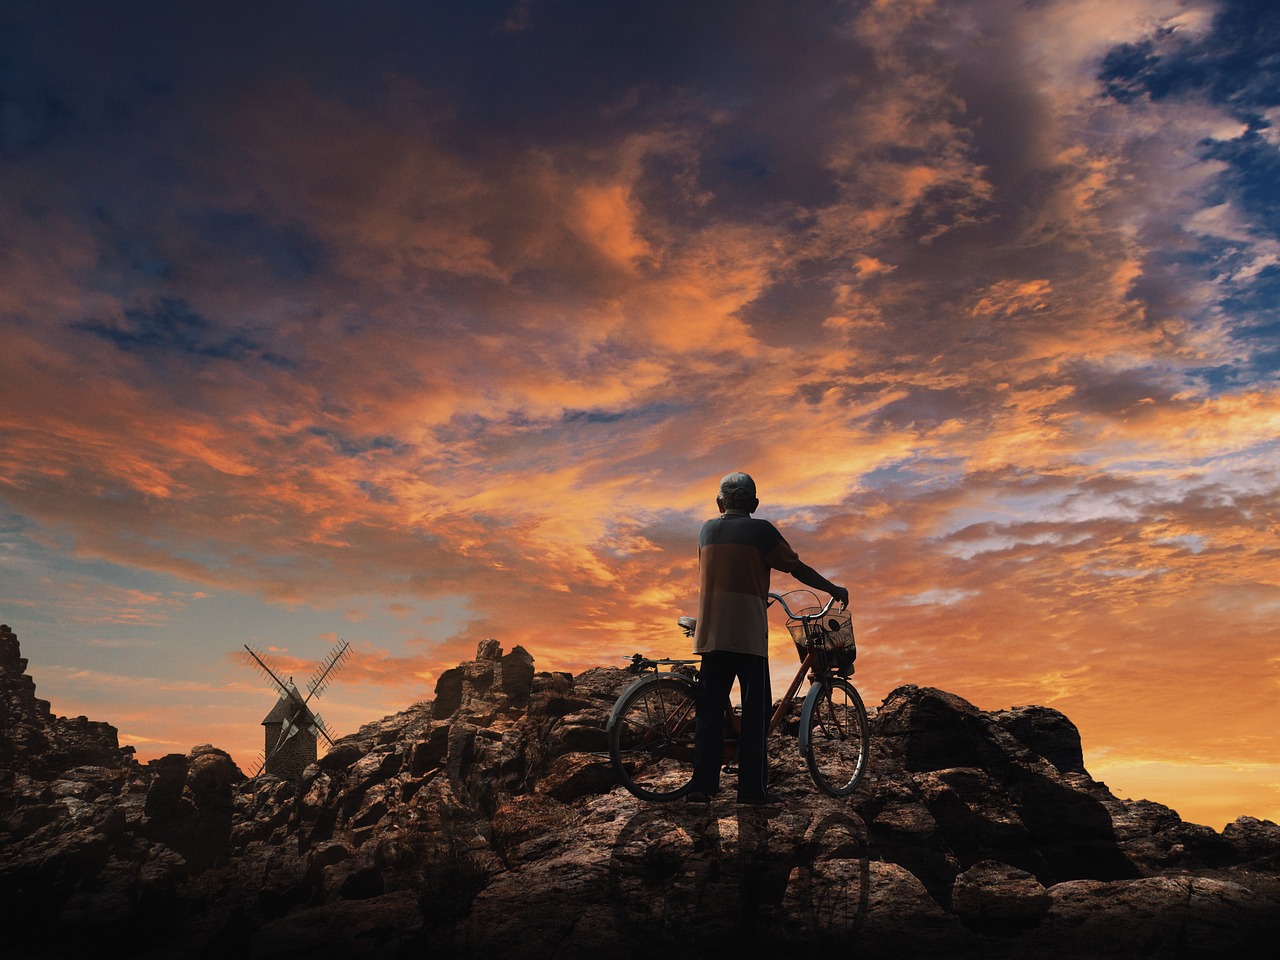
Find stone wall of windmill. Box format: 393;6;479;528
261;696;317;779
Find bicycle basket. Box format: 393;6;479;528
788;606;856;673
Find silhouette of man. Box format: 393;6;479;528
688;472;849;804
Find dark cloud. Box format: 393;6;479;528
1098;0;1280;379
73;297;292;368
192;211;323;283
1100;0;1280;110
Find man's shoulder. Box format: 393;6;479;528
700;514;784;547
738;514;783;533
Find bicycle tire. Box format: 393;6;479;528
800;677;869;797
607;673;698;801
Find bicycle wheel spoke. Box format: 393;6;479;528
608;675;698;801
817;699;847;740
804;679;869;797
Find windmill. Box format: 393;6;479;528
243;639;351;779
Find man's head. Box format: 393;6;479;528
716;471;759;514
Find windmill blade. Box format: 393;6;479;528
282;689;324;742
270;718;303;755
309;711;336;747
244;644;293;698
247;751;266;779
305;640;352;702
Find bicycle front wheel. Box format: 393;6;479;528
801;677;869;797
607;674;698;801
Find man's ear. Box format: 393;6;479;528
748;497;759;514
716;496;727;514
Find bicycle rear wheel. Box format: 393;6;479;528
607;674;698;801
801;677;869;797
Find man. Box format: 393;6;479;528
689;472;849;804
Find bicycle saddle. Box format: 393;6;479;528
678;616;697;632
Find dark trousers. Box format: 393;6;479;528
691;650;772;800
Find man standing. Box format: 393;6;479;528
689;472;849;804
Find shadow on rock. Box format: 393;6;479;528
606;802;870;957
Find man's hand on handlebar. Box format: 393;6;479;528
790;561;849;610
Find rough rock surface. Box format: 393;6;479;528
2;623;1277;958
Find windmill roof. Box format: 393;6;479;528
261;697;291;724
261;694;312;726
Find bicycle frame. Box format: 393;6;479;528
766;646;824;734
624;595;840;761
608;589;868;800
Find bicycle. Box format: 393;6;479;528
606;590;869;802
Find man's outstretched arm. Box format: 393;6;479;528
790;561;849;608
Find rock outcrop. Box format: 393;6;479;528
2;623;1277;958
0;623;135;777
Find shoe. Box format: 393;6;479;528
686;790;715;803
737;792;783;805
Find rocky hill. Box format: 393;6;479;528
2;622;1278;959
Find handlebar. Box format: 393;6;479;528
768;590;842;621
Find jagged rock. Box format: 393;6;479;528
533;752;615;801
500;644;536;701
991;704;1085;773
0;623;23;666
348;747;403;784
951;860;1051;933
1;624;134;777
1025;876;1280;958
1110;795;1241;874
185;745;240;808
431;666;465;719
139;746;240;871
317;739;366;771
1;625;1278;959
877;684;1058;776
490;794;571;865
1223;816;1280;867
144;754;192;820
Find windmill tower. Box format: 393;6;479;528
243;640;351;779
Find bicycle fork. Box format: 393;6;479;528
797;678;843;756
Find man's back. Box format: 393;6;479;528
693;511;798;657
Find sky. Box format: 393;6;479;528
1;0;1277;830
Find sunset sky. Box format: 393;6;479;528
2;0;1277;829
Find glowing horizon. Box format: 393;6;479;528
2;0;1278;830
